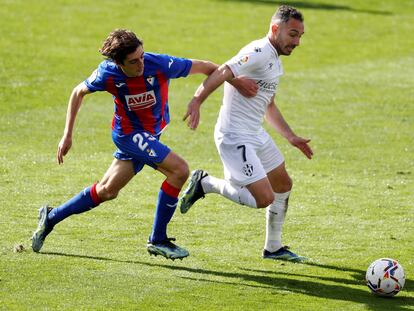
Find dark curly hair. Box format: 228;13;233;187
99;29;143;64
271;5;304;24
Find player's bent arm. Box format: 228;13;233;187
57;82;91;164
265;98;313;159
228;76;258;98
265;97;296;140
189;61;257;98
192;64;234;105
189;59;218;76
184;64;234;130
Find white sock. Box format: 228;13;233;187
264;191;290;252
201;175;257;208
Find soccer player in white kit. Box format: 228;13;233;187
180;5;313;262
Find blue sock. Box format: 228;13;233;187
150;181;180;243
47;184;101;227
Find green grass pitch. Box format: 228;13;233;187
1;0;413;310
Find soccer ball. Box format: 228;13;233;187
365;258;405;297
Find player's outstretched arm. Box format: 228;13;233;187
265;98;313;159
189;60;257;96
184;64;234;130
57;83;91;164
189;59;218;76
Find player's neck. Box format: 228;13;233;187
267;34;282;56
120;67;136;77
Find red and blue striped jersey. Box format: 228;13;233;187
84;53;192;135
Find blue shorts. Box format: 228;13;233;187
112;131;171;174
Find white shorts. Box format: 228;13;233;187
214;128;284;186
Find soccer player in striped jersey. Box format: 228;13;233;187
180;6;313;262
31;29;256;260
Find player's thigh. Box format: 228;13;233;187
267;162;292;193
98;159;135;194
113;131;171;169
217;140;267;187
257;132;285;174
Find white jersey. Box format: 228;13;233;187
216;37;283;135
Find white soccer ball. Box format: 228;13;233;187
366;258;405;297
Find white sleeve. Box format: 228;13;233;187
225;49;266;77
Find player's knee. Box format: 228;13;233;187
256;192;275;208
174;161;190;185
284;176;293;192
165;163;189;189
96;185;119;201
278;176;293;193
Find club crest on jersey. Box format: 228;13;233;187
237;56;249;66
146;76;154;85
125;90;156;111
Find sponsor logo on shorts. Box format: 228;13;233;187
125;90;156;111
243;163;254;176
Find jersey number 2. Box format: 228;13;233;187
133;133;149;151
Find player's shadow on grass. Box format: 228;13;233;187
219;0;391;15
43;251;412;310
301;261;413;291
241;262;413;309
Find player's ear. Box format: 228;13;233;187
271;23;279;34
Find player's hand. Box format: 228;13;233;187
57;135;72;164
183;99;201;130
288;135;313;159
231;76;258;98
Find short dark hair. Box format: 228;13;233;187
271;5;304;24
99;29;143;64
